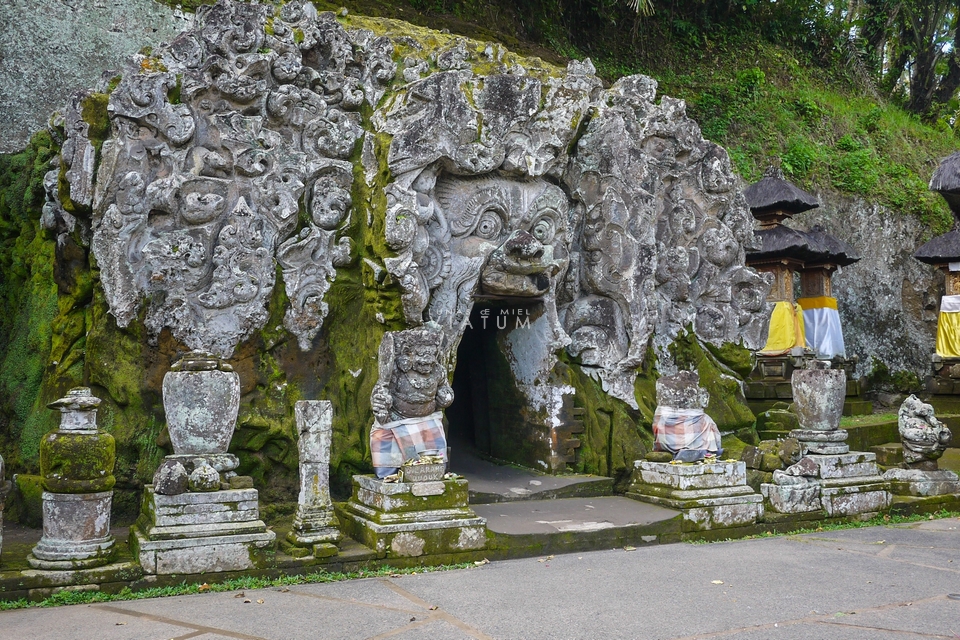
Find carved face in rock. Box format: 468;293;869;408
433;175;571;298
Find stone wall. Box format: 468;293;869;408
792;193;940;380
0;0;188;153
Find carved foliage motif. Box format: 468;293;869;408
88;2;396;355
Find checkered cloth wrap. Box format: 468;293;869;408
370;411;447;473
652;407;722;455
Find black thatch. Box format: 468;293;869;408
929;152;960;218
803;225;860;267
748;225;830;263
914;228;960;264
743;166;820;217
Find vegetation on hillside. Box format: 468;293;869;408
296;0;960;232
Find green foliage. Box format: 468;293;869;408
864;357;923;394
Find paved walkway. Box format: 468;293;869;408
3;517;959;640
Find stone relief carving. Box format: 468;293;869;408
67;0;771;395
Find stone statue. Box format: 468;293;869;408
652;371;723;460
370;322;453;478
897;395;952;469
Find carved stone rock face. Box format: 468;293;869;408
430;175;570;310
59;0;772;397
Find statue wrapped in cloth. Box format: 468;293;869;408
370;322;453;478
652;371;723;461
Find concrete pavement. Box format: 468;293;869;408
2;517;959;640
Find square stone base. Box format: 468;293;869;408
132;486;275;575
763;452;891;517
820;478;891;516
338;475;486;558
760;482;822;514
882;468;960;497
626;461;763;532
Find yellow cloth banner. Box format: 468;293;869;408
796;296;838;311
760;301;806;355
936;311;960;357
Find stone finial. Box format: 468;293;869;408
48;387;101;432
897;395;952;469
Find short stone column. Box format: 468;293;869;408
28;388;117;570
286;400;341;558
789;365;849;454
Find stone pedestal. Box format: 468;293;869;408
286;400;341;558
625;461;763;533
130;486;275;575
28;491;116;569
882;468;960;497
338;475;486;558
762;452;891;516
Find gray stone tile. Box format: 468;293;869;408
0;604;192;640
285;576;425;612
106;588;419;640
706;621;913;640
824;596;960;638
384;619;479;640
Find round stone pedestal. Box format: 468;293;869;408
28;491;116;569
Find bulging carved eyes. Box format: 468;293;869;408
475;210;503;240
532;216;556;243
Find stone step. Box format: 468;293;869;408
843;400;873;416
448;450;613;504
870;442;903;467
474;496;681;554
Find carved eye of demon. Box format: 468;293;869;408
531;215;557;244
474;208;504;240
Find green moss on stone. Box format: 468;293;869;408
668;329;757;434
39;431;116;493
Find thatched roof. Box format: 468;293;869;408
930;152;960;218
748;224;858;267
748;225;828;263
914;228;960;265
743;166;820;218
803;225;860;267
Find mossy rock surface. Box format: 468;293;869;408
40;430;116;493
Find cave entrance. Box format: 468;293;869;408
446;300;536;464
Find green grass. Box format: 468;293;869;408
839;413;897;427
689;509;959;544
0;562;474;610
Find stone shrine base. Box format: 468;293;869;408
337;475;486;559
625;461;764;533
130;486;275;575
882;468;960;497
27;491;116;570
762;452;891;517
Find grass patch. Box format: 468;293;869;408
839;413;897;427
0;562;475;610
689;509;959;544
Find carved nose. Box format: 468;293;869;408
505;230;544;259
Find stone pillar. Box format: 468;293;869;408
287;400;341;557
28;388;117;570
